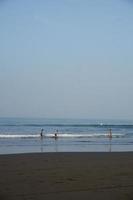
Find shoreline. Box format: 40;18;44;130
0;152;133;200
1;151;133;156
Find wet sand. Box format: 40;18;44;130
0;152;133;200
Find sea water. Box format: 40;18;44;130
0;118;133;154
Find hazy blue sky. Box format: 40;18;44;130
0;0;133;119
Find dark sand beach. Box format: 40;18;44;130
0;152;133;200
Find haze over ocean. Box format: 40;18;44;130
0;0;133;119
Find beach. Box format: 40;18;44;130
0;152;133;200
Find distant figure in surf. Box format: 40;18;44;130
40;129;44;139
109;128;112;140
54;129;58;139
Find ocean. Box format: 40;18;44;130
0;118;133;154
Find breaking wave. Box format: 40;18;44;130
0;133;126;139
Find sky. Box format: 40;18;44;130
0;0;133;119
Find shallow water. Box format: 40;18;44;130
0;118;133;154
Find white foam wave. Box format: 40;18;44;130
0;133;126;139
0;134;40;138
44;133;126;138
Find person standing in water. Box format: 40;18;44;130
109;128;112;140
40;128;44;139
54;129;58;139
